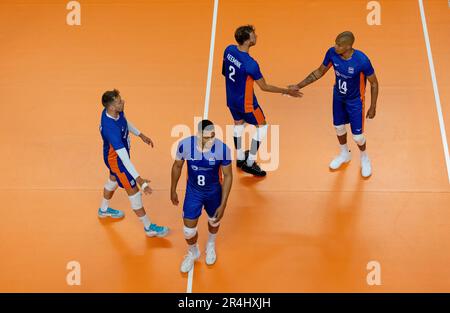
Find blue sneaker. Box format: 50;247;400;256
145;223;169;238
98;207;125;219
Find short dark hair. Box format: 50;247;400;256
234;25;255;45
102;89;120;107
336;31;355;46
198;119;214;133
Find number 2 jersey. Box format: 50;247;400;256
322;47;374;99
222;44;263;113
176;136;232;193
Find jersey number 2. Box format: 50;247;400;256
228;65;236;82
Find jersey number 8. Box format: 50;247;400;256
197;175;205;186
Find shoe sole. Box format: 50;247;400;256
329;159;351;170
98;214;124;219
146;229;170;238
241;167;267;177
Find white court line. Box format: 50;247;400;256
418;0;450;183
186;0;219;294
203;0;219;120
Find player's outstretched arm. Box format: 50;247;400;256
115;147;152;195
289;63;331;90
255;77;303;97
127;120;154;147
366;73;379;119
170;160;184;205
213;164;233;223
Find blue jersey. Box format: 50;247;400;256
176;136;232;192
322;47;375;99
100;110;130;168
222;45;263;113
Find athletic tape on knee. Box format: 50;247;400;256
233;124;245;137
183;226;197;239
104;179;118;191
253;124;268;142
353;134;366;146
334;124;347;136
208;217;220;227
128;192;143;210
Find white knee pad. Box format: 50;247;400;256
334;124;347;136
233;124;245;137
253;124;268;142
104;179;118;192
183;226;197;240
128;192;143;210
208;217;220;228
353;133;366;146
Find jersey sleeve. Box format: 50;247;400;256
362;56;375;77
221;144;232;167
103;123;125;151
175;140;186;160
322;47;333;67
247;59;263;80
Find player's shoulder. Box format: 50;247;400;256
354;49;371;62
213;138;230;150
179;135;195;146
326;47;337;56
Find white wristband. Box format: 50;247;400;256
141;182;149;190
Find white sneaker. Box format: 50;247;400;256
361;156;372;178
180;248;200;273
205;242;216;265
329;151;351;170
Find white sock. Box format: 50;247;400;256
246;153;257;166
237;149;245;161
360;150;368;160
139;215;151;229
100;198;109;212
340;144;349;154
208;232;217;245
189;243;199;254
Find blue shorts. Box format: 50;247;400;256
333;91;365;135
228;105;266;125
183;183;222;220
105;158;137;190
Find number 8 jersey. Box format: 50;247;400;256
176;136;232;192
322;47;375;99
222;44;263;113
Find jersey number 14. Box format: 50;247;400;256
338;79;347;94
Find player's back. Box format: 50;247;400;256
176;136;231;192
222;45;263;113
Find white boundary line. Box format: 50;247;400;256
186;0;219;294
418;0;450;183
203;0;219;120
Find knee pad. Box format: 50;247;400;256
208;217;220;228
128;192;143;210
183;226;197;240
104;179;118;191
253;124;268;142
334;124;347;136
353;133;366;146
233;124;245;137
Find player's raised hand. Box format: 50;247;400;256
171;191;179;205
139;133;154;148
366;106;376;119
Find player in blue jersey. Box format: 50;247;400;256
289;31;379;177
222;25;302;177
98;89;169;237
171;120;233;273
